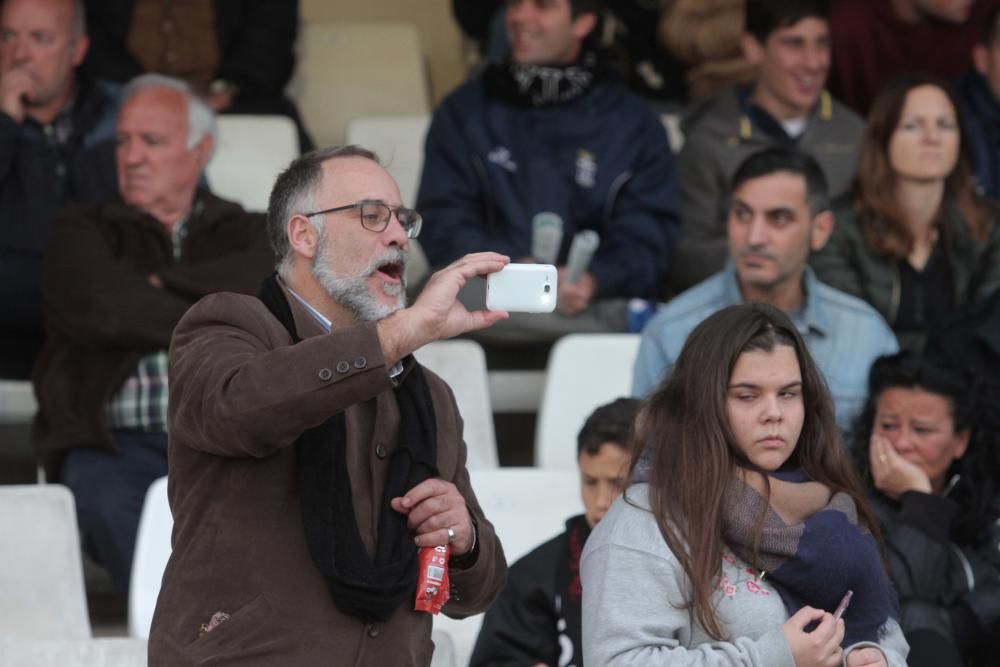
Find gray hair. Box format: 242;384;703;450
120;74;217;149
267;145;381;278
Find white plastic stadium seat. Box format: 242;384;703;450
205;115;299;212
0;638;148;666
433;468;583;667
535;334;641;470
345;114;430;208
289;22;430;148
0;484;91;640
128;476;172;639
346;114;433;288
414;340;498;469
430;628;456;667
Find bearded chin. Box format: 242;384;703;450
311;252;407;323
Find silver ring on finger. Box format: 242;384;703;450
446;526;456;545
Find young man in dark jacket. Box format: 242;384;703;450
470;398;639;667
418;0;679;341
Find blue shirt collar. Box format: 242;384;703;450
720;262;830;338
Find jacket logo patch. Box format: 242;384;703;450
487;146;517;172
575;150;596;188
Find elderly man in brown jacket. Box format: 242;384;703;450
32;73;272;596
149;145;509;665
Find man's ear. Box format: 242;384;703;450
193;134;214;171
973;44;990;77
572;12;598;42
70;33;89;68
741;33;764;66
287;215;319;261
809;210;834;252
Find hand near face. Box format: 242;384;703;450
868;432;933;499
381;252;509;359
846;647;888;667
556;267;596;317
0;64;32;122
781;606;844;667
390;478;474;555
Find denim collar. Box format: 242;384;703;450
720;261;830;338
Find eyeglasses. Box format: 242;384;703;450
303;201;422;239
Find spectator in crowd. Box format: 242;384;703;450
672;0;863;291
659;0;756;103
634;147;897;433
31;74;273;595
81;0;312;152
150;146;508;665
0;0;119;379
811;73;1000;354
419;0;679;342
924;287;1000;433
956;5;1000;199
452;0;688;102
828;0;998;116
585;304;908;666
852;352;1000;667
470;397;639;667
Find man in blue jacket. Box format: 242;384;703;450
417;0;679;340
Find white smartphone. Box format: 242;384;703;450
485;264;558;313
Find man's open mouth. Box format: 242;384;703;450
376;261;404;283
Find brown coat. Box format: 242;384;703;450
149;290;507;666
31;190;273;479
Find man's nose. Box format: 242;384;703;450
746;218;769;246
382;211;411;248
119;141;144;166
10;37;30;62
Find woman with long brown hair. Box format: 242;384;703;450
581;304;908;666
811;72;1000;353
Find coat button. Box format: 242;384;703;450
354;356;367;369
318;368;332;381
366;622;380;638
336;361;350;374
375;444;387;459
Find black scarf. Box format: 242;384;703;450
257;274;439;621
554;514;590;667
484;51;600;108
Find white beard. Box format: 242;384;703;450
311;233;407;322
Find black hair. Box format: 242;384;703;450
744;0;830;44
852;352;998;541
577;397;640;456
980;5;1000;46
730;146;830;215
568;0;601;19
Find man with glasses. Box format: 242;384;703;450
149;145;509;666
32;73;272;596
